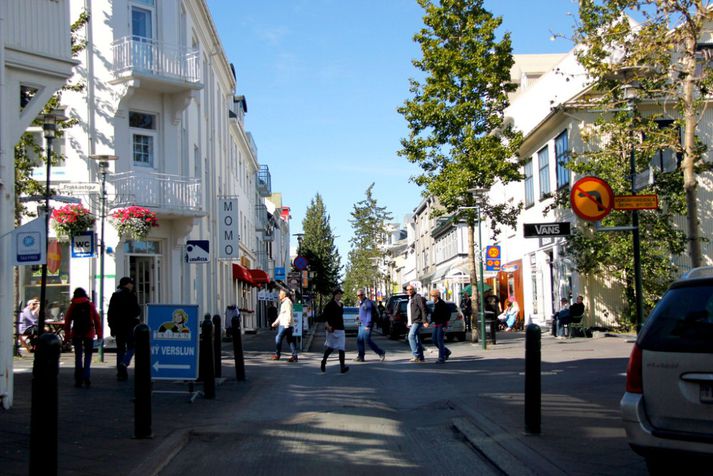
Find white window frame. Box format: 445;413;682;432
129;111;158;168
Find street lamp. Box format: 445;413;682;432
90;154;117;360
37;110;67;336
462;187;488;350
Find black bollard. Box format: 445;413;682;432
231;314;245;381
525;323;541;435
200;315;215;399
134;323;152;439
212;314;222;378
29;333;61;476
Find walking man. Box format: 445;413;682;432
320;288;349;374
107;277;141;381
271;289;298;362
406;285;428;362
429;289;451;364
354;289;386;362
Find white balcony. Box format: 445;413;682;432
111;36;202;93
110;171;204;218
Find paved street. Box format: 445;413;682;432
1;328;647;475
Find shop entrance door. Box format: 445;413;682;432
128;255;161;310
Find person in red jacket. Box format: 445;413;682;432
64;287;102;388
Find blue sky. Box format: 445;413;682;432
205;0;579;267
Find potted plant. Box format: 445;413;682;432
110;206;159;240
51;203;96;242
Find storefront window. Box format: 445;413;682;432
22;239;71;320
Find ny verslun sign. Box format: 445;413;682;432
218;198;239;259
523;222;571;238
147;304;199;380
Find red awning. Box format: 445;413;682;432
249;269;270;286
232;264;254;285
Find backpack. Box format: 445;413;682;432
72;302;92;336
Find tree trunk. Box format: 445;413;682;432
682;34;702;268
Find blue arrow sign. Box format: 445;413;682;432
147;304;199;380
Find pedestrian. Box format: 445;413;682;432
429;289;451;364
108;276;141;381
555;297;572;339
271;289;298;362
354;289;386;362
461;294;472;332
18;297;40;346
320;288;349;374
406;285;429;362
64;287;102;388
498;296;519;332
376;301;386;330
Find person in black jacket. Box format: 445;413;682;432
429;289;452;364
406;285;429;362
320;289;349;374
108;277;141;381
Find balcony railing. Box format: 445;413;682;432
257;164;271;197
112;36;200;85
110;171;203;215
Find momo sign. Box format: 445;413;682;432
523;222;571;238
218;198;239;259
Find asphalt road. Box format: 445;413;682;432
158;329;647;476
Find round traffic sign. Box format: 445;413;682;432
293;255;309;271
570;176;614;222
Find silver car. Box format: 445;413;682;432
342;306;359;335
621;267;713;472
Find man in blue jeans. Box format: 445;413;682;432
354;289;385;362
406;285;429;362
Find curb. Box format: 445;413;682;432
450;402;567;476
128;429;190;476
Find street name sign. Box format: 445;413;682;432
614;195;659;211
147;304;199;380
524;222;571;238
570;176;614;222
185;240;209;263
71;231;96;258
58;182;100;194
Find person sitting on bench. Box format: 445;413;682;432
18;298;40;349
555;298;571;338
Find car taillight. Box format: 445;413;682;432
626;344;643;394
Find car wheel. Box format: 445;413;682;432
456;332;466;342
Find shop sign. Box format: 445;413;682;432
218;197;239;259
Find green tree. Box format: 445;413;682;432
575;0;713;268
297;193;341;313
343;184;392;305
398;0;522;339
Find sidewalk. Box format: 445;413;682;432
0;327;643;475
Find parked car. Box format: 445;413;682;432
342;306;360;335
385;293;465;341
621;266;713;473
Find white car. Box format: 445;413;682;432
342;306;360;335
621;267;713;473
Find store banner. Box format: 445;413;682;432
218;197;239;260
12;215;46;266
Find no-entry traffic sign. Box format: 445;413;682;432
570;176;614;222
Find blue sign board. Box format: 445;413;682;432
71;232;96;258
185;240;209;263
147;304;200;380
275;266;286;281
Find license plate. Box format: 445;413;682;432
701;383;713;404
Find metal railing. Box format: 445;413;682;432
110;171;202;212
112;36;200;83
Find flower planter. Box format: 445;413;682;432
51;204;95;242
110;206;159;240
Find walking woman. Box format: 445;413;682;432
320;288;349;374
271;289;298;362
64;287;102;388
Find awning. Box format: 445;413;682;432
232;263;254;285
249;268;270;286
462;283;492;295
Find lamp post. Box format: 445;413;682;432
37;110;67;336
463;187;488;350
90;155;117;361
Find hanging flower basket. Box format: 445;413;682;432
110;206;159;240
51;204;95;242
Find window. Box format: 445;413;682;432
652;120;681;173
538;146;550;198
130;111;157;167
131;1;154;39
555;130;570;188
524;159;534;207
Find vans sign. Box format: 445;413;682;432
523;222;571;238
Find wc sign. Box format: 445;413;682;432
71;232;95;258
